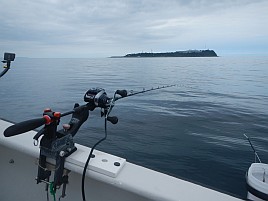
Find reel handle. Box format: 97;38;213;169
4;118;46;137
107;116;118;124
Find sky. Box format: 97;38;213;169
0;0;268;58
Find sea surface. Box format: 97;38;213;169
1;56;268;198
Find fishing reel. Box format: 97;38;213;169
84;88;127;124
84;87;127;108
84;88;109;108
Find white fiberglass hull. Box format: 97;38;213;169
0;119;242;201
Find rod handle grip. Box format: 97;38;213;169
4;118;46;137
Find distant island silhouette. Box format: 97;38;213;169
110;50;218;58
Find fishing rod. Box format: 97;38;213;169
244;134;262;163
115;84;176;100
0;52;15;78
3;84;175;201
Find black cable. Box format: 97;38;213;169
47;189;49;201
81;118;108;201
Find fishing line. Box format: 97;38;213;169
244;134;262;163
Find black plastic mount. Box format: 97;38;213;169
1;52;15;78
36;121;77;191
2;52;15;68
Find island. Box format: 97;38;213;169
111;50;218;58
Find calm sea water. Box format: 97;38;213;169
1;56;268;198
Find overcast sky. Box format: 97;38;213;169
1;0;268;58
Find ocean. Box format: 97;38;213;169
1;55;268;198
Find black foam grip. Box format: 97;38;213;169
116;90;127;97
4;118;46;137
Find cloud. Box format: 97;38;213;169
0;0;267;57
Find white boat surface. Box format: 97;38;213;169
246;163;268;201
0;118;242;201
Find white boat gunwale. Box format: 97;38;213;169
0;118;243;201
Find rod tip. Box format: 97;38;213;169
243;133;249;139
